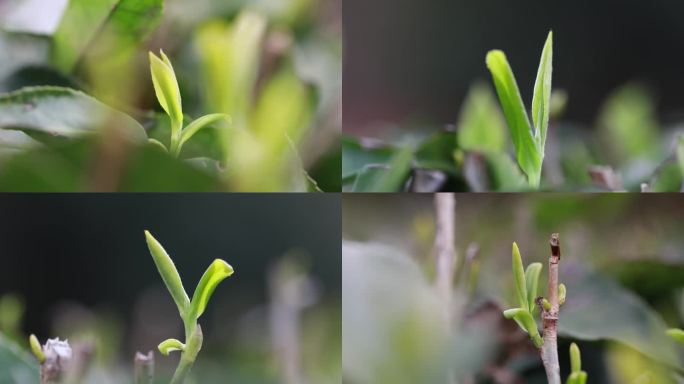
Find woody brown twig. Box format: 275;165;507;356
538;233;561;384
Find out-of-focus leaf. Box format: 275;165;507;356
2;66;76;92
0;32;50;91
486;50;541;186
677;135;684;179
609;260;684;300
0;130;41;160
343;241;450;384
650;162;683;193
342;136;396;180
350;165;390;192
366;146;413;192
414;131;457;174
457;83;506;153
597;84;660;165
531;31;553;154
0;138;221;192
0;86;146;142
486;152;528;191
0;0;68;35
666;329;684;345
559;269;679;367
0;333;38;383
51;0;163;72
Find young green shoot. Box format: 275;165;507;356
503;233;567;384
144;230;234;383
566;343;588;384
486;31;553;188
148;51;230;157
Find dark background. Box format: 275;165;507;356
343;0;684;136
0;193;340;355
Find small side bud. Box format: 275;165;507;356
29;334;45;364
542;298;552;311
158;339;185;356
559;283;567;305
570;342;581;373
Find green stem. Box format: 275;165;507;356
169;119;183;157
170;324;203;384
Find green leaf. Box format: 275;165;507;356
158;338;185;356
144;231;190;317
559;269;679;367
189;259;234;321
28;334;44;364
179;114;230;150
414;131;459;174
367;146;414;192
511;242;528;310
0;86;145;142
666;328;684;345
486;50;541;186
559;283;567;305
531;31;553;154
569;342;581;373
149;51;183;129
503;307;541;347
525;262;542;313
341;136;396;180
51;0;163;72
0;333;38;382
457;83;506;153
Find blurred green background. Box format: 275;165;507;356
0;194;340;383
343;193;684;383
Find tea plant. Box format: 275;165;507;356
147;51;230;158
144;230;234;383
502;234;577;384
567;343;587;384
26;231;234;383
485;31;553;188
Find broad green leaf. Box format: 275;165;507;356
350;165;390;192
559;269;679;367
511;242;528;310
0;86;145;142
368;146;414;192
180;114;230;149
51;0;163;72
189;259;234;321
457;83;506;153
531;31;553;154
414;131;459;174
144;231;190;317
524;262;542;313
158;338;185;356
666;329;684;345
342;136;396;180
486;50;541;185
149;52;183;129
0;333;38;382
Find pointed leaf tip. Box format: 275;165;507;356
144;231;190;317
512;242;528;310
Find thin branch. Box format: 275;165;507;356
134;351;155;384
433;193;457;322
538;233;561;384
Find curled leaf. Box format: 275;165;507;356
144;231;190;317
525;262;542;313
29;334;44;364
147;138;168;152
189;259;234;321
512;242;528;310
158;338;185;356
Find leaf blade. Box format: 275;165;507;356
189;259;234;321
144;231;190;317
531;31;553;154
486;50;541;185
525;262;543;313
511;242;528;310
